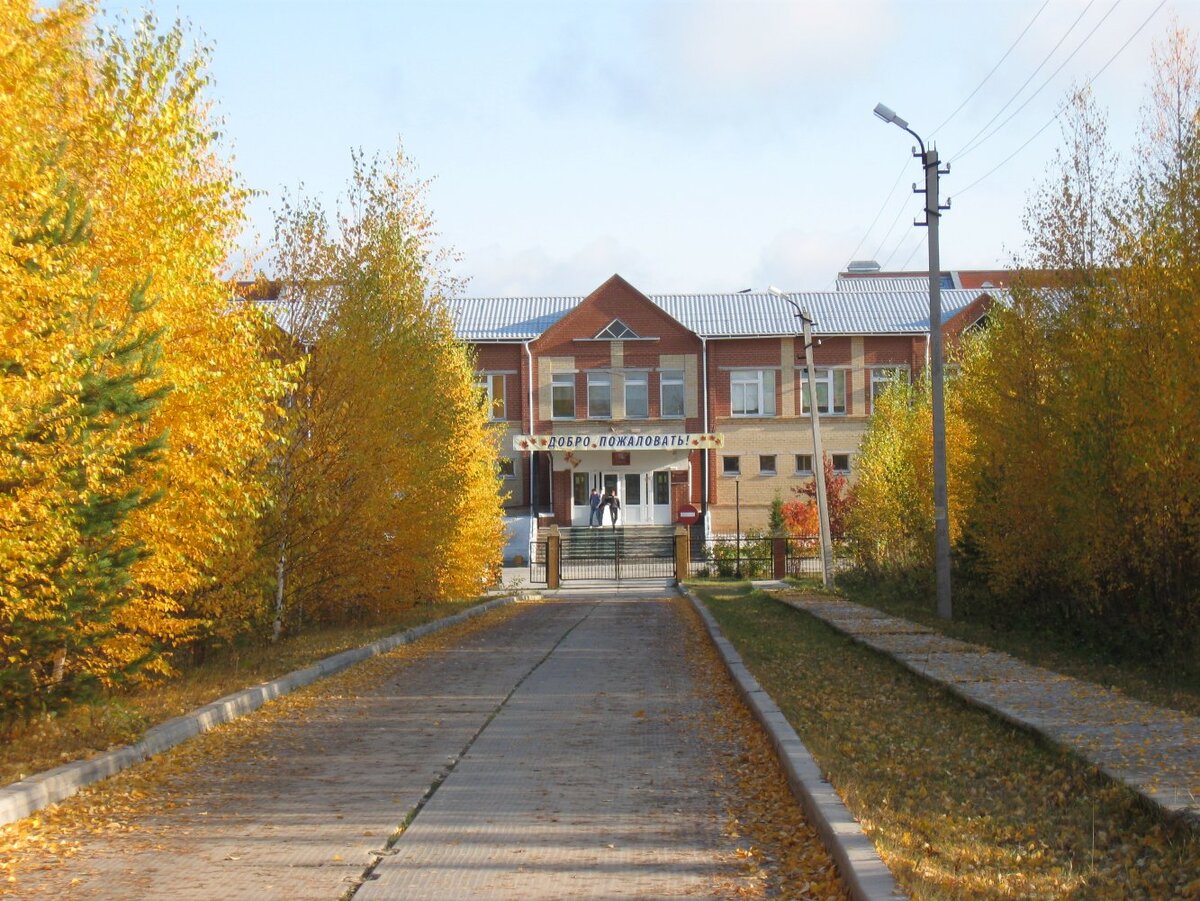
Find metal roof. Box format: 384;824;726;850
835;275;940;292
447;288;1000;341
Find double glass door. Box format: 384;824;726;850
574;471;672;525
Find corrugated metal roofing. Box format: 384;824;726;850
446;288;1000;341
835;275;938;292
450;296;579;341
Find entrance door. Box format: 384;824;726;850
601;472;621;525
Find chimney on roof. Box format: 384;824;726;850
846;259;881;273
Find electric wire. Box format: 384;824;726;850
953;0;1167;200
929;0;1052;139
836;0;1055;277
953;0;1098;161
870;192;917;262
898;234;926;271
880;219;921;270
953;0;1122;163
842;160;910;266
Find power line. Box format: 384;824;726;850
880;222;920;271
954;0;1122;164
843;160;910;265
954;0;1168;200
953;0;1098;161
930;0;1052;139
898;234;926;271
870;192;916;262
835;2;1050;279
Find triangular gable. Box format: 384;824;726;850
533;274;699;350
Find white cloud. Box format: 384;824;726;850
456;236;655;296
661;0;896;89
752;227;866;291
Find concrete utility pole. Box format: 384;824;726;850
768;287;834;589
873;102;953;619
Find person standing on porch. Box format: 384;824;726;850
607;490;621;528
589;487;602;527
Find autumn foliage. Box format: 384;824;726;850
849;29;1200;663
781;454;852;539
264;150;505;634
1;3;503;727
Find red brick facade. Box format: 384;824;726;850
468;275;979;532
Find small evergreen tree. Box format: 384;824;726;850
1;183;168;725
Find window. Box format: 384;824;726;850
624;372;648;418
832;453;851;474
653;471;670;505
795;454;813;475
552;372;575;419
800;368;847;415
587;371;611;418
624;473;641;505
476;373;506;420
759;455;776;475
595;319;639;339
722;455;741;476
660;369;685;418
731;369;776;416
497;457;515;479
870;366;908;405
573;472;589;505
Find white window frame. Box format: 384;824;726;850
476;373;507;421
551;372;575;420
660;368;685;418
587;370;611;419
800;367;847;415
870;366;909;406
759;455;776;475
624;371;648;419
795;454;813;475
832;453;851;474
722;455;741;476
497;457;515;479
731;369;776;417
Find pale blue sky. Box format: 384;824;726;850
105;0;1197;294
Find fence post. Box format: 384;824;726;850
546;525;561;590
675;526;689;584
772;532;786;579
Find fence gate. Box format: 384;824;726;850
560;529;677;584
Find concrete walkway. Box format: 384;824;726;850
4;594;785;899
763;586;1200;826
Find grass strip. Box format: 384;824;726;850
1;599;484;787
691;580;1200;900
831;572;1200;719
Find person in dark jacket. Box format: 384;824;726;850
606;490;621;527
588;488;602;527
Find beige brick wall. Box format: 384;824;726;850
710;417;867;532
538;356;574;421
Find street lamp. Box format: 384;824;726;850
873;102;953;620
768;287;834;589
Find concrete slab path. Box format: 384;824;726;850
763;586;1200;826
3;594;778;899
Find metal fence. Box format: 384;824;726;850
687;535;774;579
528;540;548;584
561;532;676;583
688;534;854;579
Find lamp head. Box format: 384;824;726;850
767;285;786;298
873;102;908;130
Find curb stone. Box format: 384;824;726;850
0;595;520;828
680;586;904;901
